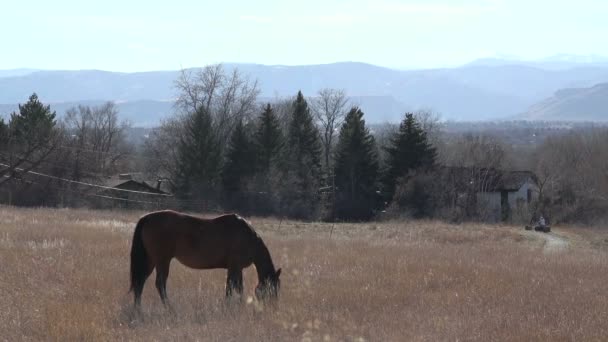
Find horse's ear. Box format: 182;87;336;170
276;268;282;278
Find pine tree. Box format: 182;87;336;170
175;107;221;199
0;118;8;147
383;113;436;202
254;103;283;174
221;120;256;211
333;107;379;221
222;119;255;192
281;91;322;218
249;103;285;214
0;93;59;186
10;93;57;151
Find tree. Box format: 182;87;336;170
143;115;183;188
311;88;348;178
383;113;436;202
174;64;260;152
531;129;608;224
174;107;221;200
437;134;507;220
0;118;9;148
243;103;285;215
62;102;131;181
0;93;60;185
333;107;379;221
281;91;322;219
222;119;256;210
147;64;260;200
254;103;284;175
391;170;440;219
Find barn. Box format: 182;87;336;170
476;170;538;222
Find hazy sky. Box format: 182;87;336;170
2;0;608;71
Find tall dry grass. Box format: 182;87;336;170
1;206;607;341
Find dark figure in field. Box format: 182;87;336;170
526;213;551;232
129;210;281;309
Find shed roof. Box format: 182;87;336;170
496;170;537;191
102;174;171;195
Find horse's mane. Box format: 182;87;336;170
234;214;277;277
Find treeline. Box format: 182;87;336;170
1;65;607;224
0;94;133;206
143;65;437;220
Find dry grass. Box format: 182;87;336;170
1;206;607;341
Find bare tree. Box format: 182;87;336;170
143;115;185;189
149;65;260;191
174;64;260;149
371;122;398;166
438;134;507;219
63;102;131;180
310;88;348;176
533;129;608;223
413;109;443;147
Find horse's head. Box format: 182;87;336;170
255;268;281;301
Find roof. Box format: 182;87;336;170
497;170;537;191
113;180;168;194
102;173;171;195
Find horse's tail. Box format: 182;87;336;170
130;216;148;293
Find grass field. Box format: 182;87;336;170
1;206;607;341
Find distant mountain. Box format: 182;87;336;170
2;60;608;125
0;68;40;78
520;83;608;121
466;54;608;70
0;69;178;103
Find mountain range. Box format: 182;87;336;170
521;83;608;121
1;56;607;126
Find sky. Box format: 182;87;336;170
2;0;608;72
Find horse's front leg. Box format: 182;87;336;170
225;267;243;299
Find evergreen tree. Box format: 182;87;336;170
0;93;59;186
175;107;221;199
221;120;256;211
222;119;256;192
9;93;57;152
0;118;8;147
254;103;284;174
249;104;285;214
383;113;436;202
333;107;379;221
281;91;322;218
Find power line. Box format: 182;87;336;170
6;180;228;215
0;163;172;197
0;153;109;180
1;166;228;211
12;176;166;206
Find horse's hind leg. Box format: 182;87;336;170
133;262;154;309
155;259;171;305
225;268;243;299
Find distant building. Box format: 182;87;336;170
438;167;538;222
98;173;171;208
475;170;538;222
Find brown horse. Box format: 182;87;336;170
129;210;281;309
